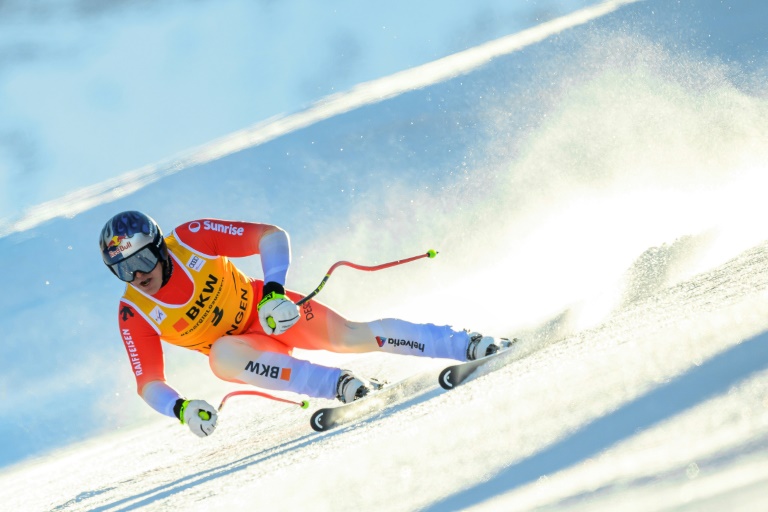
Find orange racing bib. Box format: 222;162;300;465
122;234;255;355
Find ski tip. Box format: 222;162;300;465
439;368;454;390
427;249;438;258
300;400;310;409
310;410;327;432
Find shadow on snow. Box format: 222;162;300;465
423;330;768;511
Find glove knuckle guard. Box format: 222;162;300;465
181;399;218;437
258;295;299;335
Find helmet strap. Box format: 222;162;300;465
161;255;174;287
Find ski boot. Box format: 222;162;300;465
466;333;515;361
336;370;385;403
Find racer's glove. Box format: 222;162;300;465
257;282;300;335
174;399;218;438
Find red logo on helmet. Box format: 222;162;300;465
107;235;126;248
376;336;387;348
107;235;133;257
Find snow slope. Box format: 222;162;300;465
2;0;768;510
0;0;598;225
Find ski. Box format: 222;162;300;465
439;338;520;390
310;338;522;431
310;371;435;432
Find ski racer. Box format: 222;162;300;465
100;211;508;437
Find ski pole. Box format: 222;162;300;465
296;249;438;306
218;390;310;411
196;390;308;421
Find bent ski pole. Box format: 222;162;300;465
296;249;438;306
197;390;308;421
218;390;310;411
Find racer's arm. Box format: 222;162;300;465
118;302;218;436
118;301;180;417
174;219;290;286
259;227;290;286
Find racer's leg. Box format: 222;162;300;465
209;334;341;399
280;291;471;361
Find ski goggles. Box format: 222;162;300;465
109;246;160;283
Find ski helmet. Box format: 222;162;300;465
99;211;169;282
